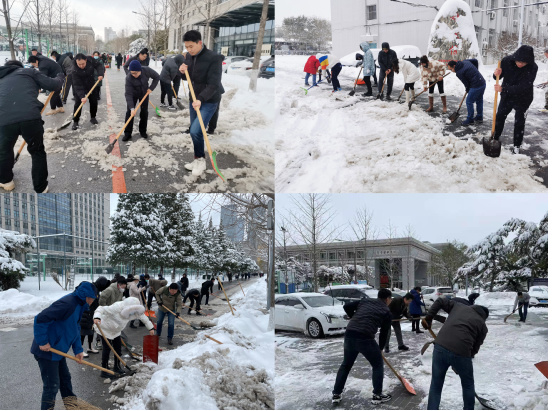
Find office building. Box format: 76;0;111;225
220;204;245;243
104;27;117;43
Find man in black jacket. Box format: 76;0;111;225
451;292;480;306
116;53;123;71
332;288;393;405
384;292;413;353
122;59;159;141
201;278;214;305
71;53;104;130
0;60;63;193
185;288;201;315
424;298;488;410
492;45;538;154
179;30;224;177
28;55;64;115
159;54;186;110
123;48;150;75
377;42;398;100
51;51;73;104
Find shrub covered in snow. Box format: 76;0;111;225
0;229;35;290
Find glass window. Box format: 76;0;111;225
367;5;377;20
329;252;336;260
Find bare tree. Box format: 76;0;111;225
43;0;57;53
249;0;270;92
56;0;65;51
286;194;342;292
1;0;31;59
25;0;41;52
381;220;401;290
349;206;378;283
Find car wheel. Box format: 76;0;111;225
307;318;324;338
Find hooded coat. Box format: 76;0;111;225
93;297;154;339
378;43;398;73
129;281;146;304
123;52;150;75
54;52;73;75
160;54;186;83
115;54;123;66
35;54;63;78
454;59;485;91
99;282;124;307
397;59;421;83
493;45;538;107
31;282;97;361
343;298;391;350
360;42;376;77
303;55;320;75
409;289;425;316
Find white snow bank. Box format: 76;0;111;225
0;288;55;317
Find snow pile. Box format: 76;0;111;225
115;278;274;410
476;291;517;313
0;288;54;317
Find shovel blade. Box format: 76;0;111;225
421;340;434;355
535;361;548;379
211;151;226;182
483;137;501;158
105;142;115;154
145;310;157;318
143;335;159;364
176;100;185;110
57;119;72;131
348;90;355;96
155;107;162;117
475;393;498;410
448;112;460;123
401;377;417;395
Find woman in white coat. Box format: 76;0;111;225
393;59;421;106
94;297;154;378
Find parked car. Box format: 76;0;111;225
420;286;456;304
528;286;548;306
274;292;349;338
222;55;248;73
323;285;405;304
340;44;422;68
258;55;275;78
227;56;270;75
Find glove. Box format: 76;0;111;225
175;313;180;318
356;61;363;68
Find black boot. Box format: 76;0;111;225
129;322;137;328
100;363;113;379
113;359;126;376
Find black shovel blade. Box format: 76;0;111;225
448;112;460;123
421;340;434;355
348;90;355;96
105;142;115;154
176;100;186;110
56;119;73;131
483;137;501;158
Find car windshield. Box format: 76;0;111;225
302;295;338;307
439;288;453;293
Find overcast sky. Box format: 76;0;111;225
276;193;548;246
275;0;331;26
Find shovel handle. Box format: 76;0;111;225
163;305;222;344
113;91;151;142
215;277;235;315
171;84;178;99
492;60;501;134
182;70;213;156
96;323;129;368
457;91;468;113
74;78;102;118
16;91;55;158
49;347;115;375
382;353;403;381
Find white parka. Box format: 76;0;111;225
93;297;153;339
398;59;421;84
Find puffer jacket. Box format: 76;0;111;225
303;55;320;75
183;46;225;104
124;66;160;109
156;286;182;314
94;297;153;339
378;43;398;73
36;54;62;78
71;56;104;99
129;281;146;304
493;45;538;106
454;58;485;91
398;59;421;83
31;282;97;360
344;298;391;350
360;42;376;77
99;282;124;307
421;59;446;86
160;54;186;83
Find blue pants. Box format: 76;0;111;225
189;101;219;158
518;302;529;321
465;84;486;121
428;344;475;410
333;334;384;395
156;309;175;339
304;73;317;86
35;355;75;410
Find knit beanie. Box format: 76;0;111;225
129;60;141;71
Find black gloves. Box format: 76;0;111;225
423;315;433;329
175;313;180;318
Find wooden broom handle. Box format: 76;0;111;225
96;323;129;367
492;60;502;134
113;90;151;141
162;305;223;345
49;347;115;375
183;69;214;156
73;78;101;118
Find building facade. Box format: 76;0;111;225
168;0;275;56
331;0;547;64
220;204;245;243
279;237;442;291
0;193;110;275
104;27;117;43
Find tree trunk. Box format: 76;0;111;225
172;266;176;282
2;0;16;60
132;262;136;276
248;0;269;92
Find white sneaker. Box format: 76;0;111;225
512;146;520;154
184;159;198;171
88;347;99;354
41;185;49;193
192;157;206;176
167;105;177;111
82;352;89;358
0;180;15;191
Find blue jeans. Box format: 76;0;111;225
35;355;75;410
518;302;529;321
465;85;486;121
189;101;219;158
304;73;317;86
428;344;475;410
333;334;384;395
156;309;175;339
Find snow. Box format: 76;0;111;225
275;55;547;192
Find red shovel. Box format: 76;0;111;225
535;361;548;379
382;353;416;395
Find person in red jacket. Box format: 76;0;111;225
304;55;320;87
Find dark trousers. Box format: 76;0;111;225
81;334;93;349
494;97;529;147
101;335;122;366
160;81;173;105
385;320;405;349
201;291;210;305
35;355;75;410
187;295;201;312
518;302;529;321
173;77;180;95
208;105;219;131
428;80;445;95
73;92;98;122
412;318;421;331
147;291;155;311
378;70;394;96
428;344;475;410
331;63;342;91
50;90;63;109
124;96;149;135
62;74;72;102
363;76;373;95
0;119;48;192
404;82;415;91
333;334;384;396
156;309;176;338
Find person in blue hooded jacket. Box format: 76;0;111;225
30;281;97;410
358;42;376;97
409;286;425;333
447;59;486;126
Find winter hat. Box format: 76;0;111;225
468;293;480;305
382;42;390;50
512;45;534;64
129;60;141;72
93;276;110;293
133;275;140;281
472;305;489;320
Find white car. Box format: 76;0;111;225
323;284;376;304
420;286;456;304
274;292;349;338
222;56;248;73
529;286;548;306
227;56;270;75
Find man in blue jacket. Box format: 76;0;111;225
30;282;97;410
447;59;486;125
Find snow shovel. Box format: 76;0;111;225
299;83;320;95
448;91;468;123
503;306;518;322
183;69;225;182
409;73;450;110
149;100;162;117
121;338;141;360
376;73;388;100
382;354;416;395
49;347;115;375
483;60;502;158
535;361;548;379
397;87;405;103
162;305;223;344
143;334;159;364
96;323;136;376
171;85;185;109
57;78;101;131
348;66;364;96
14;91;54;164
105;90;151;154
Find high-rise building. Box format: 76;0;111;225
104;27;117;43
0;193;110;273
220;204;245;243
